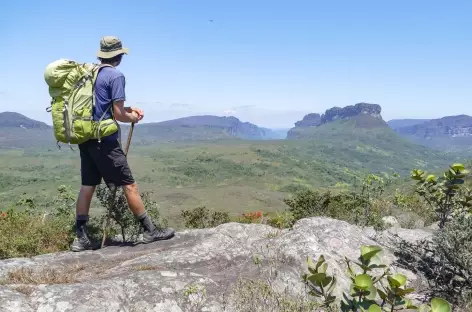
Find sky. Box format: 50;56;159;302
0;0;471;128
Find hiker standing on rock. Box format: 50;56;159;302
72;36;175;251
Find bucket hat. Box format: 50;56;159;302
97;36;129;59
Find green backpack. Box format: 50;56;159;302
44;59;119;146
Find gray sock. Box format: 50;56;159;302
137;211;156;233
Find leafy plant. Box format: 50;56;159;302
411;163;472;228
267;211;295;229
284;189;385;229
359;173;399;200
303;245;452;312
95;184;168;242
393;188;435;227
302;254;337;308
180;206;230;229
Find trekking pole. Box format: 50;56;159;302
101;122;135;248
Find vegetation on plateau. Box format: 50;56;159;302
1;112;471;310
2;160;471;310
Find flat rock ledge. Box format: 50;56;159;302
0;217;433;312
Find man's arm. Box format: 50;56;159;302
108;74;143;123
113;100;139;123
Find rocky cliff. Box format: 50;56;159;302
394;115;472;138
321;102;382;124
0;217;432;312
392;115;472;151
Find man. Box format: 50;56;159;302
72;36;175;252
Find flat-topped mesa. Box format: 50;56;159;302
320;102;382;124
292;103;383;129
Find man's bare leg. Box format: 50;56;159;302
76;185;96;216
122;183;145;216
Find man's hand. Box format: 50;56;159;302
125;107;144;121
113;101;144;123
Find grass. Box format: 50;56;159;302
229;278;321;312
134;265;165;271
0;208;75;259
4;263;86;285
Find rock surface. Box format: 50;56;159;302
382;215;400;228
0;217;433;312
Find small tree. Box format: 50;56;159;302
180;206;230;229
95;184;168;243
411;163;472;228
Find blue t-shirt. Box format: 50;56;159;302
93;66;126;141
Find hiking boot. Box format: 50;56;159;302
142;227;175;244
71;235;93;252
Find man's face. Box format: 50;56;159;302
115;54;124;66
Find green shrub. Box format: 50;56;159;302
180;206;230;229
391;163;472;307
267;211;295;229
0;207;73;259
95;184;168;242
303;245;452;312
394;213;472;307
0;183;170;258
284;189;385;230
411;163;472;228
393;189;436;227
0;185;88;259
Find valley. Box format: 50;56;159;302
0;104;466;227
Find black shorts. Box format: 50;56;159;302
78;138;135;188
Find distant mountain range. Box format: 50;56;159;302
2;109;472;155
388;115;472;152
118;115;287;143
0;112;288;148
387;119;431;129
0;109;464;180
0;112;51;129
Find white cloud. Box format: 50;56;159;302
223;109;237;115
